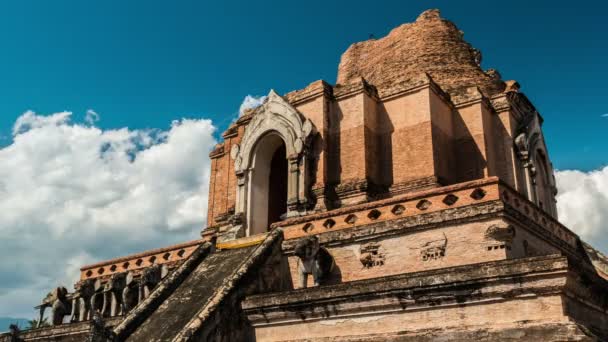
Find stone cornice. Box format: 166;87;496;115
79;239;203;281
0;317;123;341
269;176;582;263
242;254;568;323
281;200;505;252
333;77;379;101
377;73;452;107
272;177;500;230
450;86;494;111
490;90;539;125
208;143;225;159
285;80;333;106
221;124;239;139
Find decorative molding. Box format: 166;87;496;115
359;242;385;268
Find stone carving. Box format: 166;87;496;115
102;273;126;317
485;224;515;243
513;109;559;219
359;242;385;268
232;89;317;231
294;236;334;288
36;286;71;326
420;234;448;261
230;143;239;160
88;310;115;342
138;264;163;302
8;324;20;342
485;224;515;252
90;279;105;316
70;278;95;322
122;272;138;314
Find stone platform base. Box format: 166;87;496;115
243;255;607;342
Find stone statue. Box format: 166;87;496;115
70;278;95;322
138;264;162;302
101;273;126;317
122;272;138;313
8;324;20;342
36;286;71;326
294;236;334;288
90;279;105;316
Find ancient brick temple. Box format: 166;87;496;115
4;9;608;342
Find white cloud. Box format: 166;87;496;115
601;113;608;118
556;166;608;254
239;95;266;116
84;109;100;125
12;110;71;135
0;111;216;318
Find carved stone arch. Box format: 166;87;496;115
231;89;317;236
514;113;557;218
531;146;557;218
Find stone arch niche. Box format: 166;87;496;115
231;90;316;236
514;113;557;218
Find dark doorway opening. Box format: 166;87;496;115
267;143;287;226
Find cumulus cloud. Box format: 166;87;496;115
0;111;216;317
239;95;266;116
84;109;100;125
556;166;608;253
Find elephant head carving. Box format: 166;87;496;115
294;236;334;288
36;286;71;326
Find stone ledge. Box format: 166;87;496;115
0;317;122;342
273;323;596;342
281;200;505;252
79;239;203;281
242;254;567;312
272;177;500;230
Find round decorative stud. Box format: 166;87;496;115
230;144;240;160
303;119;314;137
294;138;304;153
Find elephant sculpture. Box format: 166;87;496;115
90;278;105;316
69;278;95;322
139;265;159;302
122;271;138;313
35;286;71;326
101;272;126;317
294;236;334;288
138;264;168;302
122;264;169;313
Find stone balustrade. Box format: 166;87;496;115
29;239;207;326
271;177;579;253
79;239;203;281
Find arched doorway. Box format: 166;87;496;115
267;143;287;227
247;133;288;235
232;89;317;238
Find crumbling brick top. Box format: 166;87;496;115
337;9;505;96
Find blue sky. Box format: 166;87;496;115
0;0;606;170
